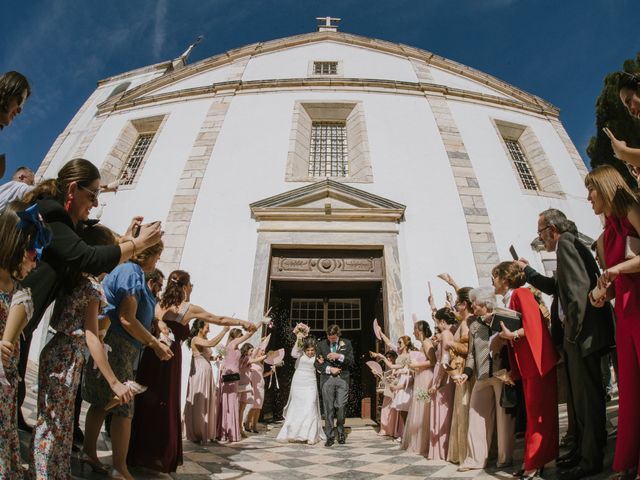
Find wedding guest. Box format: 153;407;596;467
0;202;47;477
128;270;254;472
520;208;614;480
402;320;435;455
245;345;268;433
377;350;399;437
238;343;255;435
28;225;133;477
218;326;257;443
0;71;30;132
12;158;161;432
183;322;229;443
492;261;559;479
277;336;325;444
0;167;35;214
81;241;171;480
458;287;515;472
428;308;457;460
605;72;640;167
374;335;416;440
587;166;640;479
448;287;476;465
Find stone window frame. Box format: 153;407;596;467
307;60;343;77
492;119;565;198
99;114;168;189
285;101;373;183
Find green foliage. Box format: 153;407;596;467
587;53;640;186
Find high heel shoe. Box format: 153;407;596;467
110;468;126;479
520;467;544;480
79;452;110;474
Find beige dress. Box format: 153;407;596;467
447;318;475;464
183;343;217;442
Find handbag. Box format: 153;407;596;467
222;372;240;383
625;235;640;259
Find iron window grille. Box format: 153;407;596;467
504;139;539;191
309;122;349;177
290;298;361;332
119;133;154;185
313;61;338;75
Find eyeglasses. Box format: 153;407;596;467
537;225;552;237
79;185;101;202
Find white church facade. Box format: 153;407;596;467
33;19;599;415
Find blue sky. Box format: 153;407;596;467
1;0;636;177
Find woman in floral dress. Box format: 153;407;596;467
0;202;50;479
30;225;133;478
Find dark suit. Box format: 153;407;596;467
524;232;615;472
314;338;354;440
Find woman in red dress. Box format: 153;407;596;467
588;165;640;479
492;261;559;480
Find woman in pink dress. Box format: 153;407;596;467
587;165;640;479
183;322;229;443
377;350;398;437
238;343;254;436
217;327;255;443
402;320;436;455
373;335;416;440
244;346;268;433
428;307;457;460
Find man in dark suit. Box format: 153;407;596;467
315;324;354;446
518;209;615;480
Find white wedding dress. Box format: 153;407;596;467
276;346;326;444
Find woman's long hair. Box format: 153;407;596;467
399;335;417;352
0;71;30;129
414;320;432;340
160;270;190;309
0;201;39;279
186;319;205;349
24;158;100;205
585;165;638;219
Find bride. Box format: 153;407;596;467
276;335;325;444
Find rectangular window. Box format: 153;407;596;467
313;61;338;75
119;133;154;185
504;139;539;191
290;298;361;332
309;122;348;177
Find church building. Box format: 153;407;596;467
33;18;599;415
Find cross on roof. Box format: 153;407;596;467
316;16;341;32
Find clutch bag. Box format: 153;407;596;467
222;372;241;383
625;235;640;259
490;307;522;333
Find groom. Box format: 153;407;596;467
315;324;354;446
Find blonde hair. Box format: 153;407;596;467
130;240;164;266
584;165;637;218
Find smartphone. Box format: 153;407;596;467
509;245;518;261
132;223;141;238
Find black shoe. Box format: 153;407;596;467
557;449;578;462
337;433;346;444
556;456;580;470
556;465;601;480
325;437;335;447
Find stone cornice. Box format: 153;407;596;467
96;76;559;117
250;179;406;223
96;31;558;115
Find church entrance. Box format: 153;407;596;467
262;249;385;420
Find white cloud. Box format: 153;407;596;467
153;0;169;58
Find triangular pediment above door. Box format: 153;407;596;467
249;179;405;222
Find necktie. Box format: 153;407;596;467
331;342;337;353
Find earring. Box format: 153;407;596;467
64;193;74;213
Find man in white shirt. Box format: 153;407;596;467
0;166;35;212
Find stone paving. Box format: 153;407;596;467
17;364;618;479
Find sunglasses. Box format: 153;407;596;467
78;184;101;203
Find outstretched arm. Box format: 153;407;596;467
228;325;257;350
186;304;254;331
379;330;397;352
193;326;229;348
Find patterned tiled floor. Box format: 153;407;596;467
18;364;618;479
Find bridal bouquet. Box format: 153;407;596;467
215;345;227;359
293;323;310;347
